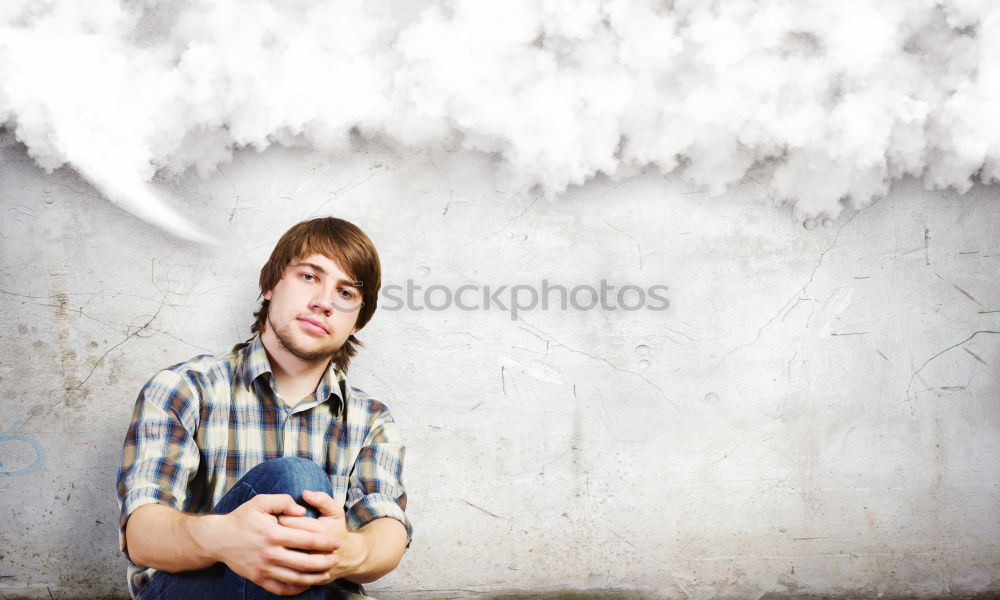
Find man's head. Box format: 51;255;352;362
252;217;381;371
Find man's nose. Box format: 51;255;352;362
309;292;334;314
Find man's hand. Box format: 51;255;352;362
276;490;365;580
200;493;343;595
278;489;408;584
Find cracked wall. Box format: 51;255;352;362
1;134;999;599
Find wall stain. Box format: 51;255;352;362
46;233;88;410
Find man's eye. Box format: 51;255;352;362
339;289;357;299
302;273;317;282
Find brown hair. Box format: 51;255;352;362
252;217;381;372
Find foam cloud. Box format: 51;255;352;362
0;0;996;238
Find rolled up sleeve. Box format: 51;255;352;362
115;369;201;557
345;410;412;543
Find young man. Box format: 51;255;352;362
116;217;410;599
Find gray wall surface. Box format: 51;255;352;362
1;136;998;599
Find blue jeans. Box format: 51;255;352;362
142;456;365;600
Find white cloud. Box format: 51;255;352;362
1;0;996;238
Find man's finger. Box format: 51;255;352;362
266;564;332;589
301;489;343;517
252;494;307;517
277;515;326;533
267;523;339;552
268;546;340;574
259;578;309;596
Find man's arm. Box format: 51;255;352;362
274;401;412;585
337;517;408;583
126;495;345;595
125;504;216;572
278;490;408;583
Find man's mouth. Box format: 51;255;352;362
297;317;329;335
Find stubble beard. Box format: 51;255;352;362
268;315;339;362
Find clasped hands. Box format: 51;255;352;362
215;490;362;596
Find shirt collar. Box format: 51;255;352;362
241;334;348;408
314;362;348;409
243;334;273;387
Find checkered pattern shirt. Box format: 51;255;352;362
116;335;411;599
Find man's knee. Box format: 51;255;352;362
248;456;332;515
263;455;324;475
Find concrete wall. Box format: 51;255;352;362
1;135;998;599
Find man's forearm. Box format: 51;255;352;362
124;503;221;572
128;494;342;594
339;518;409;584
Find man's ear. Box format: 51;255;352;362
263;289;272;301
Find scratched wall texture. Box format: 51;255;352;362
1;132;999;599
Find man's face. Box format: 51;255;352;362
261;253;363;363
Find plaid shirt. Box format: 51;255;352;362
116;335;411;599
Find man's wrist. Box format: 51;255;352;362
337;530;371;577
184;512;225;565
